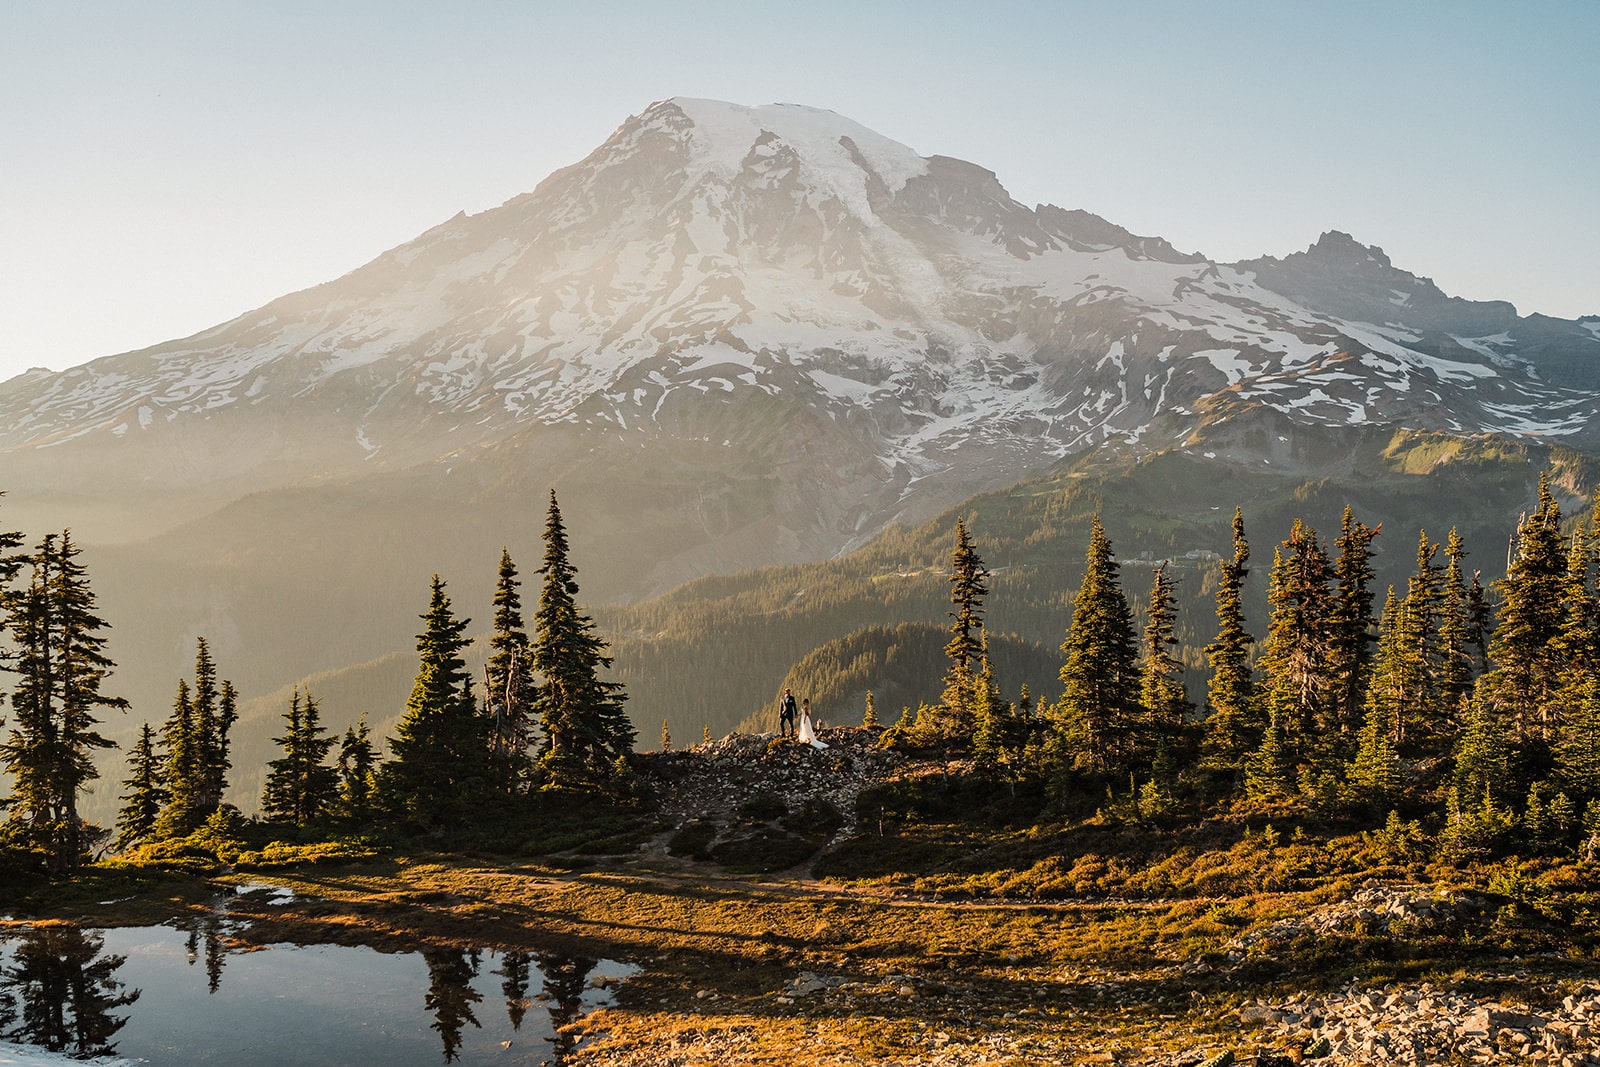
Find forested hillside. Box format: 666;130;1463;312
182;420;1600;823
601;420;1597;744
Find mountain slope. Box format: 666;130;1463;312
0;96;1595;750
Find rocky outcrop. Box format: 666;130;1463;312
1227;983;1600;1066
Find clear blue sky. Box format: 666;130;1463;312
3;1;1596;380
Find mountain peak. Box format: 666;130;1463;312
648;98;927;187
1305;229;1394;269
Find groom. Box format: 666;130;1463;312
777;687;798;738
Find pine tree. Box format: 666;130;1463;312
154;679;199;837
1481;472;1568;743
1435;528;1477;720
1363;587;1417;754
1056;515;1140;773
1556;673;1600;803
1455;692;1514;803
1202;508;1258;769
113;722;167;850
261;687;339;825
862;690;878;729
0;532;128;872
1139;561;1192;750
532;492;633;790
701;724;711;745
153;640;238;838
1243;711;1293;799
660;719;671;752
1553;510;1600;734
1393;529;1449;747
941;518;992;736
379;575;492;828
1347;692;1404;807
1256;519;1334;774
337;715;378;822
1326;507;1380;740
484;549;535;795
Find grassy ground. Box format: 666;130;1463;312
14;842;1581;1066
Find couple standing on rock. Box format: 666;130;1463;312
777;687;828;749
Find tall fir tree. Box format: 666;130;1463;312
1325;507;1380;741
153;640;238;838
113;722;167;850
1202;508;1258;769
1139;560;1192;752
1434;528;1477;723
1055;515;1140;773
485;549;535;795
0;532;128;872
379;575;491;828
532;492;634;790
940;518;992;738
1481;472;1568;744
337;715;378;822
261;687;339;825
154;679;199;837
1254;519;1334;776
1556;673;1600;803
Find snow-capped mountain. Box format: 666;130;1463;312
5;99;1595;498
2;98;1597;723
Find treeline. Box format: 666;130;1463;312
0;491;635;874
889;473;1600;861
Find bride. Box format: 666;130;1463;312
796;698;828;749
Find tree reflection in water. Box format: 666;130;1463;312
535;951;596;1061
179;911;228;993
495;948;532;1031
0;924;139;1058
422;947;483;1062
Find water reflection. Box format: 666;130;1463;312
178;910;229;994
537;951;597;1061
0;907;635;1065
497;948;532;1031
0;924;139;1058
422;948;484;1062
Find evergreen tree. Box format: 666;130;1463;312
660;719;671;752
0;532;127;872
1347;690;1404;807
940;518;992;735
1556;673;1600;802
1202;508;1258;768
1326;507;1380;740
379;575;492;828
1139;561;1192;749
1362;587;1416;754
1256;519;1334;774
261;687;339;825
1435;528;1477;721
1243;711;1294;799
113;722;167;850
1455;692;1514;803
337;715;377;822
154;679;199;838
1481;473;1568;743
702;724;711;744
484;549;535;795
532;493;633;789
1056;515;1140;773
153;640;238;838
862;690;878;729
1553;510;1600;731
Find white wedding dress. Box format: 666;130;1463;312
797;709;828;749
